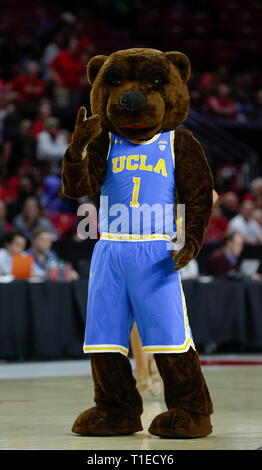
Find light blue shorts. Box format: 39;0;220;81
84;234;195;356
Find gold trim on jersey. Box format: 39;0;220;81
127;132;161;145
138;133;161;144
106;132;113;160
170;129;175;168
100;232;172;242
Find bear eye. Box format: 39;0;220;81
146;65;168;87
151;78;164;86
104;66;122;86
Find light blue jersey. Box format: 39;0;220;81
99;130;176;238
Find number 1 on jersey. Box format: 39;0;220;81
130;177;141;207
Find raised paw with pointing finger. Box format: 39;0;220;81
69;106;102;161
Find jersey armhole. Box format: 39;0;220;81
170;130;175;168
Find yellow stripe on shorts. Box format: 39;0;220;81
83;344;129;356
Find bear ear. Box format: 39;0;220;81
87;55;108;86
165;51;191;83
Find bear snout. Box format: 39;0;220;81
119;90;147;112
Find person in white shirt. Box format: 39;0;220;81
0;230;27;276
36;117;69;173
253;208;262;229
228;200;262;244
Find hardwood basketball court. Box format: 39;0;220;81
0;357;261;450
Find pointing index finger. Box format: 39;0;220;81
76;106;87;125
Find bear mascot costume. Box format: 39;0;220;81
62;48;214;438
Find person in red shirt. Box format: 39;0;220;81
74;20;94;55
204;83;238;118
204;204;229;243
11;61;46;105
48;36;85;107
31;103;52;137
0;79;10;102
0;199;13;242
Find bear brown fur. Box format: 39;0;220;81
62;48;214;438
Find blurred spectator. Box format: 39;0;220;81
1;117;36;179
30;6;54;42
74;20;95;55
207;231;244;277
29;226;79;281
2;103;20;130
253;194;262;211
31;103;52;137
36;117;68;173
251;177;262;197
48;36;85;107
0;199;12;242
41;175;71;216
0;229;27;275
0;78;10;103
10;61;46;106
42;32;65;73
1;174;20;201
13;196;57;241
252;209;262;230
228;200;262;244
196;66;229;104
18;119;36;163
204;83;238;118
204;204;228;243
215;164;240;193
6;175;39;222
232;81;248;119
198;71;219;94
220;191;239;220
0;184;7;202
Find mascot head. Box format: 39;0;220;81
86;48;191;142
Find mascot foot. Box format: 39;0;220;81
72;406;143;436
148;408;212;438
72;352;143;436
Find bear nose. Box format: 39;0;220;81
119;90;146;112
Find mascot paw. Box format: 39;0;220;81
170;241;195;271
70;107;102;161
148;408;212;438
72;406;143;436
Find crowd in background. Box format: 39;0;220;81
0;226;79;281
0;1;262;280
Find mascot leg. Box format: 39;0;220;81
72;352;143;435
149;347;213;438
